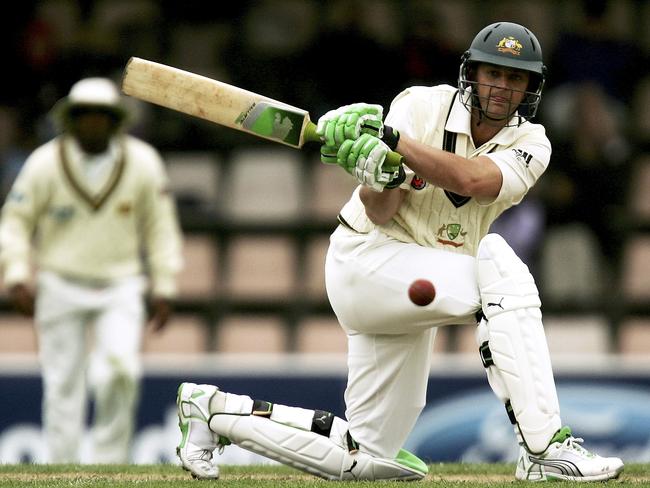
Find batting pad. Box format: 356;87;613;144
208;393;426;480
477;233;561;454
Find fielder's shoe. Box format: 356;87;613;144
176;382;231;480
515;426;624;482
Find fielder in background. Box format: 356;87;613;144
0;77;183;463
175;22;623;481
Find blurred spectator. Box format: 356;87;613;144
0;107;37;202
546;0;646;106
0;77;183;463
539;82;633;298
225;0;319;108
489;193;546;274
630;75;650;149
304;0;404;113
399;6;460;88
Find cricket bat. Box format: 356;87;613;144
121;57;403;166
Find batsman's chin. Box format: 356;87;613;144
484;105;510;120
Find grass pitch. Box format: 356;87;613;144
0;463;648;487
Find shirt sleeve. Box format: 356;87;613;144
384;86;448;187
485;128;552;206
385;86;441;141
0;150;51;287
136;143;184;298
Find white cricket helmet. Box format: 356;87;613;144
52;77;129;128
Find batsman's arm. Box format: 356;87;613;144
359;184;406;225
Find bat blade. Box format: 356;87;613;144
121;57;402;166
121;57;315;148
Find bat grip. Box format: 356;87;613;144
304;122;404;166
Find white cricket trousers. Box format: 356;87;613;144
325;226;481;459
35;271;146;463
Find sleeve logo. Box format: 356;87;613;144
513;149;532;166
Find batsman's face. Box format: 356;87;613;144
474;63;530;120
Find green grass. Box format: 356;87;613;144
0;463;647;487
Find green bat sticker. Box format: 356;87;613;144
237;102;307;147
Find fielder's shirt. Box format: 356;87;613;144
339;84;551;257
0;134;183;297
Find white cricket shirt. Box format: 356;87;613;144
339;84;551;257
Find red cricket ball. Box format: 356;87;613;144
408;279;436;306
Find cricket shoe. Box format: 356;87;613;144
515;426;624;482
176;382;231;479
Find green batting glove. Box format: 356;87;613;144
337;133;401;192
320;145;338;165
316;103;384;147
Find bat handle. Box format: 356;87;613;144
385;148;404;167
304;121;404;167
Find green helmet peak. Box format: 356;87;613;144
466;22;545;75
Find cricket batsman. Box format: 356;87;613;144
174;22;624;482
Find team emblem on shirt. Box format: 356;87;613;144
48;205;75;222
436;223;467;248
497;37;523;56
117;202;132;215
410;175;426;190
7;190;26;203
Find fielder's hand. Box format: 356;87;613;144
9;283;35;317
336;134;403;192
148;297;172;332
316;103;384;147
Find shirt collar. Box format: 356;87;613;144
65;136;120;164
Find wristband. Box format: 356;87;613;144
381;125;400;151
385;165;406;189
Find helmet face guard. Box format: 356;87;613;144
457;22;546;125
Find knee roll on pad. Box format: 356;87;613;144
476;234;561;454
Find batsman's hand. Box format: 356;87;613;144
148;297;173;332
316;103;384;147
9;283;35;317
337;134;402;192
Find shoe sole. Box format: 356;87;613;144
516;466;624;482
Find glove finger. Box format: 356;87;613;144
371;144;391;183
349;103;383;117
337;139;356;174
334;114;353;145
316;109;339;136
320;145;339;165
360;137;380;173
360;116;383;138
354;158;367;184
343;113;361;140
324;120;339;147
347;134;372;169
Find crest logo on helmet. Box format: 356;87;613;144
497;37;523;56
